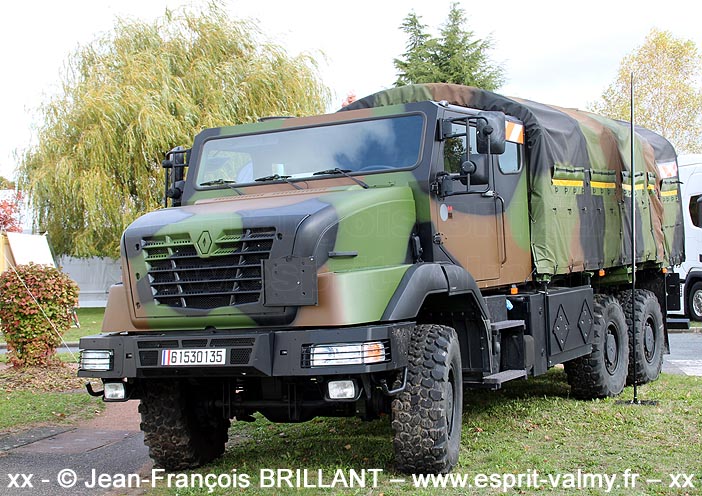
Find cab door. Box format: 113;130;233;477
431;114;531;288
432;117;501;283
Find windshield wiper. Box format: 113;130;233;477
254;174;303;190
312;168;369;189
198;178;242;195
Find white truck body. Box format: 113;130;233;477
671;154;702;320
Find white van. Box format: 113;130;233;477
672;154;702;321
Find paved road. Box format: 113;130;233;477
0;403;151;496
0;332;699;496
663;331;702;375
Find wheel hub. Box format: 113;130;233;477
694;291;702;317
605;327;618;373
643;318;655;362
446;378;455;436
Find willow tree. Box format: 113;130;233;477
18;5;329;258
590;29;702;153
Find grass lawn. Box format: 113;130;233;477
0;307;105;345
147;371;701;496
0;363;104;431
64;307;105;341
0;390;102;430
0;307;106;429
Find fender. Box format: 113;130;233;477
381;263;494;374
683;268;702;287
381;263;490;322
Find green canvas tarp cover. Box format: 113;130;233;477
343;83;685;276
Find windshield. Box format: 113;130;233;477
195;114;424;186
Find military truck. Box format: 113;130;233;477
79;83;684;474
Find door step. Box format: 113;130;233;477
667;317;690;330
464;369;527;390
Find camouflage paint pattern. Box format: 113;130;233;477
109;184;416;331
344;83;685;277
105;83;684;333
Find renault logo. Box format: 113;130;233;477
197;231;212;255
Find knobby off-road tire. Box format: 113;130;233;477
618;289;664;385
392;324;463;474
139;380;230;470
564;294;629;399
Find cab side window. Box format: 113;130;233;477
443;124;475;174
498;141;521;174
689;194;702;228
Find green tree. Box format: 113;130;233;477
394;13;439;86
18;4;329;258
0;176;14;189
590;28;702;153
394;3;504;90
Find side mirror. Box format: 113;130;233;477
162;145;189;207
476;111;506;155
697;196;702;226
469;154;490;185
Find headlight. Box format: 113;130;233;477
80;350;114;371
308;341;388;367
327;380;357;400
103;382;126;400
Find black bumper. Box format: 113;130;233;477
78;322;412;379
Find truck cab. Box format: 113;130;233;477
670;154;702;320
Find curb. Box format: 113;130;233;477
668;326;702;334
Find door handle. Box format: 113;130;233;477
495;194;507;265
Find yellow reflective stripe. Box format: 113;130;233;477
622;183;645;191
552;179;583;187
591;181;616;189
661;190;678;197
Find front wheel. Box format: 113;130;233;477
688;281;702;322
391;324;462;474
139;380;230;470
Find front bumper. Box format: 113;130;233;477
78;322;412;379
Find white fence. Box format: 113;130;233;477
57;256;122;308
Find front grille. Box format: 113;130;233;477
138;340;179;349
142;228;276;309
230;348;252;364
211;338;256;347
139;350;158;366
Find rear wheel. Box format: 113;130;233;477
564;294;629;399
619;289;664;385
139;380;230;470
391;324;462;474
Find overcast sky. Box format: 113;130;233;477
2;0;701;181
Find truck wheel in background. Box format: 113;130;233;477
564;295;629;399
688;281;702;322
618;289;664;385
139;380;230;470
391;324;462;474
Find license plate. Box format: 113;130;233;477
161;348;226;366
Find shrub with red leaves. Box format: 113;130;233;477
0;263;78;367
0;191;23;233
